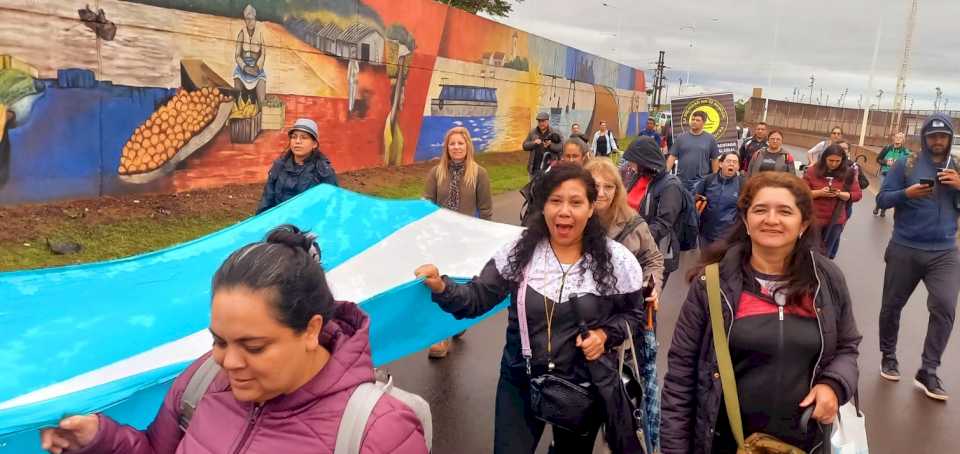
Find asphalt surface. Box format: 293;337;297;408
384;145;959;454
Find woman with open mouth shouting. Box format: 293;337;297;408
415;163;652;453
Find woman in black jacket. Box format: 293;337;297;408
256;118;338;214
661;172;861;454
415;163;649;454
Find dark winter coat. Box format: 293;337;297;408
522;126;562;175
694;172;745;243
624;137;684;273
660;244;861;454
257;150;338;214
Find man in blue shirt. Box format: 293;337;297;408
639;117;662;150
667;111;720;193
876;113;960;401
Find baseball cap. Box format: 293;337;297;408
536;112;550;121
289;118;319;141
925;119;952;136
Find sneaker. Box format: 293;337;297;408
914;370;949;401
880;357;900;381
873;207;880;216
428;339;451;359
880;210;886;218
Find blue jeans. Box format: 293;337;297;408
821;223;845;259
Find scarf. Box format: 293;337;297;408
446;161;466;212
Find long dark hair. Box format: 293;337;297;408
815;144;853;181
503;163;618;294
213;225;335;332
691;172;820;305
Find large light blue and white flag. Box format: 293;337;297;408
0;185;521;452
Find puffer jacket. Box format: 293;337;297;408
74;302;427;454
660;244;861;454
256;149;338;214
694;173;745;243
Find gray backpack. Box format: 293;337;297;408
177;357;433;453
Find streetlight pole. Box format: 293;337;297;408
859;17;883;146
680;24;696;88
763;0;782;122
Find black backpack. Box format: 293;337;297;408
647;174;700;251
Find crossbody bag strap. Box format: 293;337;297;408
705;263;745;448
517;260;534;375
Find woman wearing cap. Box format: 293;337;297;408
423;127;494;358
256;118;338;214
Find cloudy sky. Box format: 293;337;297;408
484;0;959;111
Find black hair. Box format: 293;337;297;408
691;111;708;121
503;163;618;294
212;224;334;332
719;151;740;162
815;144;853;179
690;172;820;306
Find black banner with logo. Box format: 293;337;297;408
670;92;738;155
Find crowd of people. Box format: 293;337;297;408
38;110;960;454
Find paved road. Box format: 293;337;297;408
384;146;959;454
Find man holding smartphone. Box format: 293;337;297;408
876;113;960;401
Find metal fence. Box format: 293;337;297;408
745;97;960;147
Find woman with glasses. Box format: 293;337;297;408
807;126;845;164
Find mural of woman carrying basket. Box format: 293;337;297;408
233;4;267;106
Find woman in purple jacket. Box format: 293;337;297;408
661;172;861;454
40;226;427;454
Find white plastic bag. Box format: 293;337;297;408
831;402;869;454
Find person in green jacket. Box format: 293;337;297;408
873;132;912;217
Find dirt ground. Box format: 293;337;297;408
0;151;527;245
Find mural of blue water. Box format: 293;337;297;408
0;74;173;204
414;116;496;161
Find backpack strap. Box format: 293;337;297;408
334;381;388;454
614;215;647;244
178;356;221;433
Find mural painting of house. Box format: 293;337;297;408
285;18;386;64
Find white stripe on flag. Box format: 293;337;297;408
0;209;521;411
327;209;522;302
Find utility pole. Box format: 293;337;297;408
651;51;668;109
893;0;919;130
877;89;885;110
818;88;824;105
808;75;815;105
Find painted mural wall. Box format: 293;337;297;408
0;0;647;205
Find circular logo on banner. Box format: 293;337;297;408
682;98;728;138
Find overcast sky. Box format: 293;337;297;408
484;0;960;111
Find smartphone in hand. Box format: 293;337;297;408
920;178;936;187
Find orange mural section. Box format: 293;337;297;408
439;8;529;65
